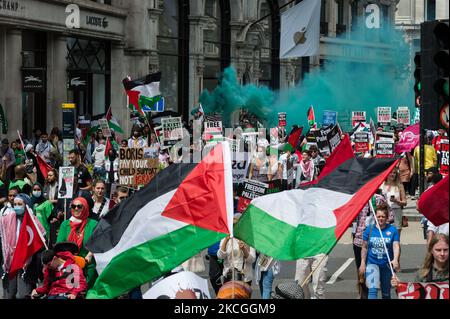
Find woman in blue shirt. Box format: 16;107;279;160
359;204;400;299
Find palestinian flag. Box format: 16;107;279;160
307;105;316;128
35;154;53;179
284;127;303;152
123;72;162;117
234;157;399;260
85;142;234;299
106;107;124;134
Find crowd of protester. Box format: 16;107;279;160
0;112;448;299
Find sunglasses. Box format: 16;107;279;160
8;194;16;197
118;196;128;200
71;204;84;210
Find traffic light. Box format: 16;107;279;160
421;20;449;130
433;22;449;130
414;52;421;108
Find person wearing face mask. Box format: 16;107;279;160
56;197;98;289
0;193;46;299
128;126;146;148
30;182;46;210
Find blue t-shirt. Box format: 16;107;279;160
363;224;399;266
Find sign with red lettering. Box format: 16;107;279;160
118;148;160;188
396;282;449;299
237;179;269;213
278;112;287;127
351;111;366;128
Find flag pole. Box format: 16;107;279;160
300;253;328;290
27;208;49;250
17;130;28;161
368;200;396;277
231;236;235;299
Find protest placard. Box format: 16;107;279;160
278;112;287;127
161;117;183;146
377;107;392;124
98;118;111;137
237;179;269;212
327;125;342;153
396;107;411;126
313;127;332;156
397;282;449;299
351;111;366;127
143;271;211;299
375;141;395;158
118;148;160;188
354;132;370;153
58;167;75;199
323;110;337;126
204;120;223;141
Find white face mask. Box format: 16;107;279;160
32;191;42;198
69;216;83;224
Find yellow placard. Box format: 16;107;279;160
62;103;76;109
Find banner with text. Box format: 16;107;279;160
237;179;269;212
397;107;411;126
119;148;160;188
354;132;370;153
397;282;449;299
377;107;392;124
351;111;366;128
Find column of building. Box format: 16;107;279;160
4;29;22;141
46;34;68;130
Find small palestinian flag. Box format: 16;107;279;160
307;105;316;128
86;142;234;299
123;72;162;117
234;156;399;260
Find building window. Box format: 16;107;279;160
336;0;346;35
157;0;190;118
320;0;328;36
22;31;47;138
203;0;231;92
67;37;111;117
259;0;280;89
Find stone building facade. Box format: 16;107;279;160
1;0;404;141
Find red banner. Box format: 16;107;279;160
397;282;449;299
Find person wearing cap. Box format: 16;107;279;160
270;281;304;299
35;131;54;165
0;138;15;183
31;243;87;299
0;193;46;299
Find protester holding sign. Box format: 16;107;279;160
128;125;147;148
392;234;448;291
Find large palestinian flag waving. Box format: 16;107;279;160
123;72;162;117
86;143;233;299
234;156;399;260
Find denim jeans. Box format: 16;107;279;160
259;269;274;299
366;264;392;299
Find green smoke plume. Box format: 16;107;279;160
200;21;414;131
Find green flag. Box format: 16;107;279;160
35;200;54;238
